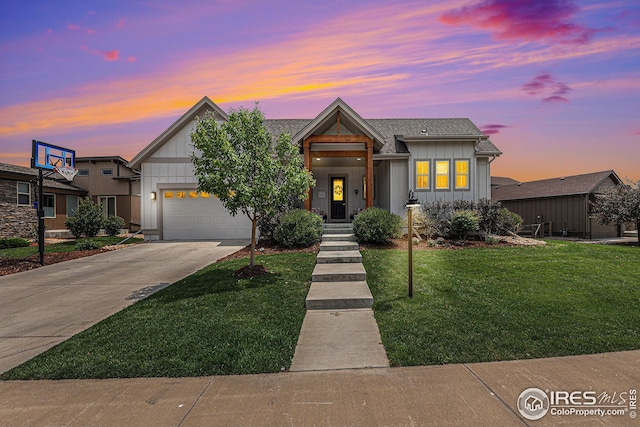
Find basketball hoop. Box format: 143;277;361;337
55;166;79;182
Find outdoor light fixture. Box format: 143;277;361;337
316;158;321;161
357;158;362;161
354;189;359;196
406;190;420;298
150;191;157;200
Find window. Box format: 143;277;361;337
78;169;89;177
332;178;344;202
435;160;450;190
66;195;79;217
188;191;199;199
416;161;430;190
455;160;470;189
164;191;174;199
17;182;30;206
176;191;186;199
99;196;116;216
101;168;113;176
200;192;210;198
43;194;55;218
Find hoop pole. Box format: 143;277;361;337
38;168;45;266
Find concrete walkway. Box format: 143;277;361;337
290;224;388;371
1;350;638;426
0;240;248;374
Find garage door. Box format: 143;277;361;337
162;190;252;240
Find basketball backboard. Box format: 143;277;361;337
31;140;75;171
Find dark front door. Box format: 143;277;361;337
331;177;346;220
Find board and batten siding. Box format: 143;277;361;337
140;119;200;239
405;141;480;203
389;159;409;216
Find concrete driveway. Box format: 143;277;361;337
0;240;248;374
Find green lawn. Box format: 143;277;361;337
1;253;314;380
363;241;640;366
0;236;142;258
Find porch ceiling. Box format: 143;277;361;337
312;157;366;168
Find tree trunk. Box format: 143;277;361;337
250;217;257;267
636;220;640;246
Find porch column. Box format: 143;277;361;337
366;139;373;208
303;139;312;211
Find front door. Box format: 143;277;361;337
331;177;346;221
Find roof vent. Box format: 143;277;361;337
560;177;566;180
420;128;428;135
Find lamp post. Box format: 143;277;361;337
406;190;420;298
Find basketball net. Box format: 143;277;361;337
55;166;79;182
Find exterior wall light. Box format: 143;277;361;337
150;191;157;200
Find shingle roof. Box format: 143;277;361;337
492;170;621;201
264;117;500;156
491;176;520;187
0;162;86;192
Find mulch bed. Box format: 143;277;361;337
0;249;108;277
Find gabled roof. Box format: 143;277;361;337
129;96;227;169
492;170;622;201
0;163;87;192
131;96;502;165
290;98;387;152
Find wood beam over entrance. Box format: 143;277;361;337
303;134;374;212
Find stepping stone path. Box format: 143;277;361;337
289;223;389;371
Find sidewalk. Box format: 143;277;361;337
1;350;638;426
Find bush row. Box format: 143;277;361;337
418;199;522;239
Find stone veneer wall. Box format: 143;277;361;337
0;178;37;239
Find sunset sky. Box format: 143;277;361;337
1;0;639;182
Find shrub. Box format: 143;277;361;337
411;209;439;239
422;200;455;237
75;239;100;251
353;207;402;244
476;198;502;235
273;209;323;248
450;209;480;240
497;208;523;235
65;198;104;238
0;238;30;249
103;215;125;236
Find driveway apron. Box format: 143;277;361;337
0;240;248;374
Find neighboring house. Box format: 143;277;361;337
491;176;520;189
492;170;622;238
74;156;141;232
130;96;501;241
0;163;87;239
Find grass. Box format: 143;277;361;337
1;253;314;380
363;241;640;366
0;236;143;258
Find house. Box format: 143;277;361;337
74;156;141;232
129;97;501;241
491;176;520;189
0;163;87;239
492;170;622;238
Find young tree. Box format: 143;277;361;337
191;104;315;268
591;180;640;245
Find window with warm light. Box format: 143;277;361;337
333;178;344;202
455;160;470;189
435;160;449;190
416;161;430;190
189;191;199;199
176;191;186;199
200;192;210;198
164;191;174;199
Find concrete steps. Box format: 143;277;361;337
316;250;362;264
311;263;366;282
291;223;389;371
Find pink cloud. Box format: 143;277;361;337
440;0;598;45
68;24;80;31
522;72;572;102
126;56;137;63
103;50;119;61
117;18;126;29
481;124;512;135
542;95;570;103
68;23;97;35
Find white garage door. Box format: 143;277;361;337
162;190;252;240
